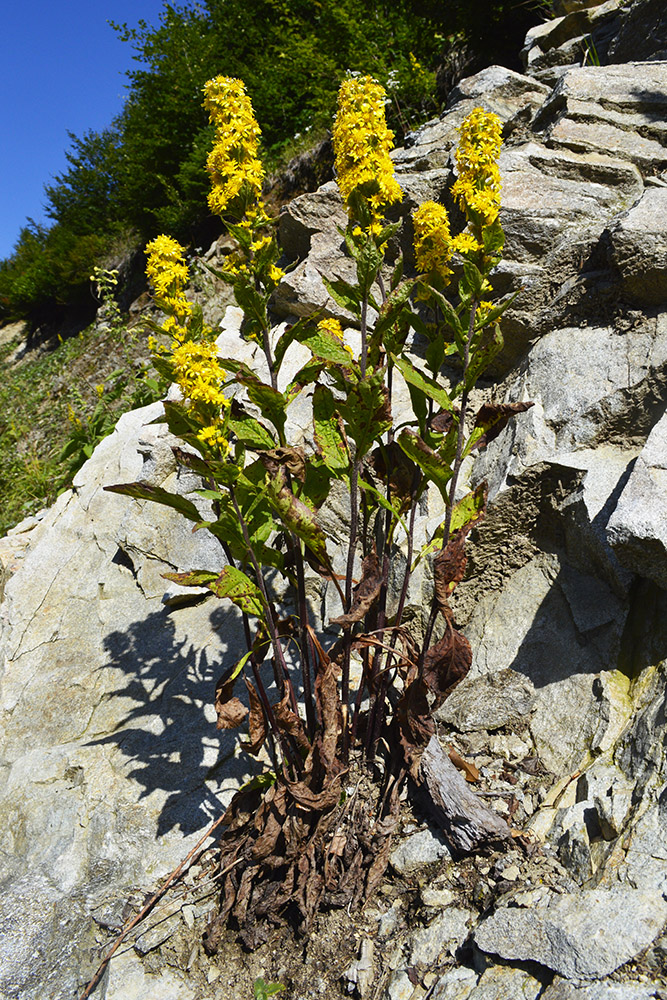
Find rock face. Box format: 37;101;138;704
2;3;667;998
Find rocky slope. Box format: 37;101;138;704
1;2;667;998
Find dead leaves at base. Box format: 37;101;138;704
204;766;399;954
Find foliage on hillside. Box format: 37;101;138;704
0;0;550;325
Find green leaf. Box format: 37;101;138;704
373;277;419;340
391;254;404;291
413;481;487;568
337;370;391;459
392;354;454;414
104;482;202;521
474;288;521;332
359;477;409;536
463;322;504;392
228;403;276;450
266;466;331;569
320;273;361;315
164;565;267;619
482;216;505;255
397;429;453;502
296;324;356;368
462;259;485;299
273;316;316;372
312;385;350;473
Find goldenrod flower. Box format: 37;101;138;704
332;76;402;231
413;202;455;285
145;235;193;340
451;107;503;227
170;340;229;409
203;76;265;217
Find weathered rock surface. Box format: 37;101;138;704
474;888;667;979
2;3;667;998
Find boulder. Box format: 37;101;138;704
606;411;667;588
474;887;667;979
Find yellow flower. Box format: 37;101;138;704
203;76;265;217
451;107;503;227
452;231;482;256
170;340;230;409
145;235;193;339
332;76;402;231
413;201;454;285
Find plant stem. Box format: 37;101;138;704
229;486;300;722
420;299;478;661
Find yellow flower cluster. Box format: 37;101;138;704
413;202;455;284
171;340;229;409
413;202;483;284
170;339;232;453
451;107;503;227
145;235;193;339
203;76;265;217
332;76;402;230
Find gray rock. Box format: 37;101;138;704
474;888;667;979
431;966;478;1000
389;828;451;874
467;965;546;1000
607;411;667;588
0;404;255;1000
435;668;536;733
537;63;667;171
608;187;667;303
542;978;657;1000
409;909;472;966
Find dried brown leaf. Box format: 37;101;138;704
242;678;267;755
273;693;311;754
448;747;480;783
330;548;383;627
214;673;249;731
472;401;534;452
422;627;472;708
259;445;307;482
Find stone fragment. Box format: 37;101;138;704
408;909;472;966
607;411;667;588
431;966;478;1000
389;828;451;875
466;964;545;1000
435;668;536;733
541;978;657;1000
608;188;667;303
474;888;667;979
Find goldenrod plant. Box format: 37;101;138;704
107;75;529;949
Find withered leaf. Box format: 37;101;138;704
330;549;383;627
242;677;268;755
433;518;479;613
396;678;436;776
422;627;472;708
214;669;249;731
369;441;417;510
448;747;480;783
308;625;342;769
286;776;342;811
273;693;311;754
259;445;307;482
471;401;534;452
431;409;456;434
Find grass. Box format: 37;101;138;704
0;315;165;537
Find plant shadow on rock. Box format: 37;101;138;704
89;603;259;838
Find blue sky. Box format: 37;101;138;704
0;0;171;261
